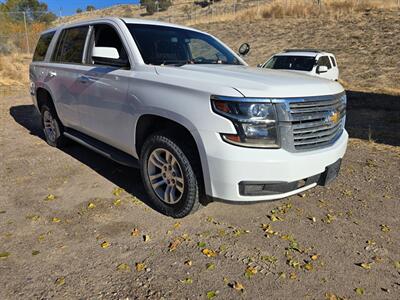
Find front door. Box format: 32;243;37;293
77;23;135;154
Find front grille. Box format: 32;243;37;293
289;95;346;150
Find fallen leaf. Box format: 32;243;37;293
232;281;244;292
311;255;318;261
303;263;313;271
52;217;61;223
197;241;206;248
289;272;297;280
394;261;400;269
325;293;339;300
244;266;257;279
206;263;215;270
116;263;131;272
323;214;336;224
278;272;286;279
380;224;390;233
261;255;277;263
127;229;139;238
55;277;65;286
173;222;181;229
143;235;150;242
184;260;192;266
112;187;124;196
355;287;364;295
135;262;145;272
87;202;96;209
0;252;10;259
44;194;56;201
268;214;283;222
360;262;371;270
206;291;217;299
26;215;40;221
180;277;193;284
168;238;181;252
0;210;6;214
288;259;300;269
32;250;40;256
202;248;217;257
113;199;122;206
101;241;110;249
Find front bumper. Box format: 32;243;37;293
201;129;348;202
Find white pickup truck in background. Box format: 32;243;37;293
259;49;339;81
30;18;347;218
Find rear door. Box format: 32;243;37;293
45;25;90;129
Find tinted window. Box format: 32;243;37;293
317;56;332;69
32;31;55;61
127;24;241;66
330;56;337;67
264;55;316;72
52;26;89;64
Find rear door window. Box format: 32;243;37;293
52;26;89;64
32;31;55;61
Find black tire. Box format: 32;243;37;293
140;132;203;218
40;104;68;148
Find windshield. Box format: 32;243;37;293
264;55;316;72
127;24;242;66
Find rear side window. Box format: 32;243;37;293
32;31;55;61
317;56;332;69
52;26;89;64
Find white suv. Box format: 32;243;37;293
260;49;339;81
30;18;348;218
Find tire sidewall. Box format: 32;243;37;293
40;105;63;147
140;134;199;218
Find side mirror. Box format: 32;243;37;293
92;47;129;68
257;63;263;68
238;43;250;56
317;65;328;74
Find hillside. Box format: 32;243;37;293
195;8;400;95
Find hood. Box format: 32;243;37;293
155;64;343;98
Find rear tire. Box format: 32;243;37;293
40;104;68;148
140;132;202;218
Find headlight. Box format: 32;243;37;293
211;96;279;148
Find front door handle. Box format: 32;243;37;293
48;71;57;78
79;75;89;83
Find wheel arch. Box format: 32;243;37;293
134;113;212;196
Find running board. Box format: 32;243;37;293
64;128;139;168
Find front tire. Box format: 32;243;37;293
40;105;67;148
140;132;202;218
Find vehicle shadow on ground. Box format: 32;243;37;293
345;90;399;146
9;104;159;212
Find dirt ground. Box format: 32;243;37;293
0;92;399;299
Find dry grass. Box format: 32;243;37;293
0;54;30;88
196;8;400;95
187;0;400;25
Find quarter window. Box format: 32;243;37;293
32;31;55;61
52;26;89;64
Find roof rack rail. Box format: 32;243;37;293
284;49;322;53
